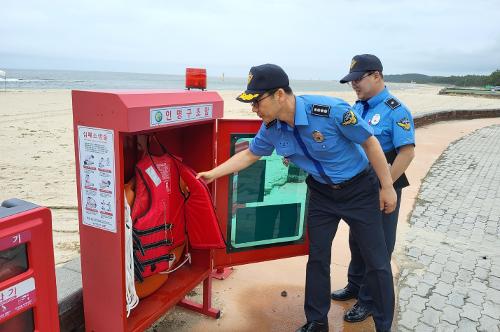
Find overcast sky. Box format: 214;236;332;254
1;0;499;79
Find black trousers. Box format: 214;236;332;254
347;188;402;312
304;168;394;330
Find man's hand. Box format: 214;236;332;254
362;136;398;214
196;170;217;184
196;148;261;185
380;185;397;213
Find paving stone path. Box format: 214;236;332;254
396;125;500;332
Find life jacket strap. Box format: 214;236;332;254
141;253;175;266
133;253;145;282
133;223;173;236
139;239;173;251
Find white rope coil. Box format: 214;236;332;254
124;194;139;316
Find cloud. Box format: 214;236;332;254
1;0;499;78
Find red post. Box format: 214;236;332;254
178;276;221;318
211;267;234;280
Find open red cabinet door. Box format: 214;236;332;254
213;119;309;269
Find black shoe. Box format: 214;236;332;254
295;321;329;332
343;302;372;323
330;285;358;301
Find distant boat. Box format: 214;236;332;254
410;80;416;84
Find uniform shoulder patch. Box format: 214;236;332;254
396;117;411;131
385;98;401;110
342;109;358;126
265;119;277;129
311;104;331;117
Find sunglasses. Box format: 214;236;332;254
251;89;278;108
348;71;376;86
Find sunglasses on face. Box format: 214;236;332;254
251;89;277;107
348;71;376;86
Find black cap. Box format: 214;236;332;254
236;64;289;103
339;54;383;84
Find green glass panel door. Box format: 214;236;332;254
227;135;308;252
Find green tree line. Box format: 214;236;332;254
384;70;500;87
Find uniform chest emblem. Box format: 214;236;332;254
342;109;358;126
397;117;411;131
311;104;330;117
371;114;381;125
312;130;324;142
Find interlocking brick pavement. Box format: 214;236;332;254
396;125;500;331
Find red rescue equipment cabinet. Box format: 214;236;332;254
0;198;59;332
72;90;309;331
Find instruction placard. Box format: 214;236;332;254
78;126;116;233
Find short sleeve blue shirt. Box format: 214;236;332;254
249;95;373;184
353;87;415;152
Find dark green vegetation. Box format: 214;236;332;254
385;70;500;87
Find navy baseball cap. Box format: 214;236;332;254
236;64;289;103
340;54;383;84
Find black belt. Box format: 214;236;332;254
329;167;371;190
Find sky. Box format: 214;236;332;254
1;0;499;79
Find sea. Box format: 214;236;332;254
0;68;416;92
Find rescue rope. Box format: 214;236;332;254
160;251;191;274
124;194;139;316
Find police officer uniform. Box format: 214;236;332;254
236;64;395;332
346;87;415;315
332;55;415;327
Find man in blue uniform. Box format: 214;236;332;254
197;64;397;332
331;54;415;325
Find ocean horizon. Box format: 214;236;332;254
0;68;418;92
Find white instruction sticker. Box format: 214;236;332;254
78;126;116;233
145;166;161;187
0;278;36;322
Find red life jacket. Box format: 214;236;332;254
178;164;225;250
131;151;225;281
131;153;186;280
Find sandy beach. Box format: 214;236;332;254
2;85;500;265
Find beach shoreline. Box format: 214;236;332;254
2;86;500;264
